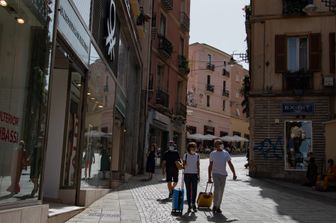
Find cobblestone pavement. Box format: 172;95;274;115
67;155;336;223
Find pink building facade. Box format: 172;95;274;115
187;43;249;139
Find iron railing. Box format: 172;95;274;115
156;89;169;108
206;84;215;92
180;12;190;32
161;0;173;11
158;35;173;58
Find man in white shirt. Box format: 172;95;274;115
208;140;237;214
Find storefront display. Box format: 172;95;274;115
285;121;313;170
0;0;55;206
80;44;116;188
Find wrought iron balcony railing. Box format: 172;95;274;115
206;84;215;92
178;55;190;75
206;63;215;71
158;35;173;58
222;90;230;97
177;103;187;117
161;0;173;11
283;0;312;16
180;12;190;32
283;70;313;94
156;89;169;108
222;69;230;77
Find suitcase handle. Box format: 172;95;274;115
205;182;213;193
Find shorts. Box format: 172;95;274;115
166;168;178;183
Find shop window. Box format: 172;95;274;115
0;0;55;205
80;44;116;188
284;121;312;170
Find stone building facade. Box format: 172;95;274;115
247;0;336;180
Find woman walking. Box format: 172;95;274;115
146;144;157;180
183;142;200;212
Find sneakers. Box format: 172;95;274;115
212;206;222;214
168;192;173;199
212;206;217;213
192;204;198;212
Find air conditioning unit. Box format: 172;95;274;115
323;76;334;87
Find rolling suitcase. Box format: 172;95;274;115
197;182;213;208
171;170;184;215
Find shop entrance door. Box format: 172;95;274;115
43;44;85;203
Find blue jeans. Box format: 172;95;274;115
184;173;198;207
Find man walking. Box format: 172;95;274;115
208;140;237;213
162;140;181;199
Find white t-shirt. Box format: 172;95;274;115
209;149;231;176
183;153;199;174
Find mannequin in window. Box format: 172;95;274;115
290;123;305;167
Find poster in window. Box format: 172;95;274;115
284;121;312;170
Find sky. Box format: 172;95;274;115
189;0;250;69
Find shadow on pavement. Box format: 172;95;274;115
175;211;198;222
206;213;238;222
247;177;336;223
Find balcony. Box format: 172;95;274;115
156;89;169;108
158;35;173;58
283;70;313;95
222;90;230;97
206;63;215;71
180;12;190;32
206;84;214;92
161;0;173;11
283;0;312;16
177;103;187;117
178;55;190;75
222;69;230;77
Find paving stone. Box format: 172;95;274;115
67;156;336;223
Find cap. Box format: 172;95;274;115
214;139;223;146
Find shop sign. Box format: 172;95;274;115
154;111;170;125
58;0;90;66
106;0;117;61
282;103;315;115
0;111;19;144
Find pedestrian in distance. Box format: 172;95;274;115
146;143;157;180
162;140;181;199
208;140;237;214
183;142;200;212
303;156;318;187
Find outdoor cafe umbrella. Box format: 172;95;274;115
85;130;112;138
187;133;206;141
231;135;249;142
221;135;233;142
203;134;219;141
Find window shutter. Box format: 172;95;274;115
330;33;335;74
275;35;287;73
309;33;321;72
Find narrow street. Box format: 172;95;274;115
67;156;336;223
